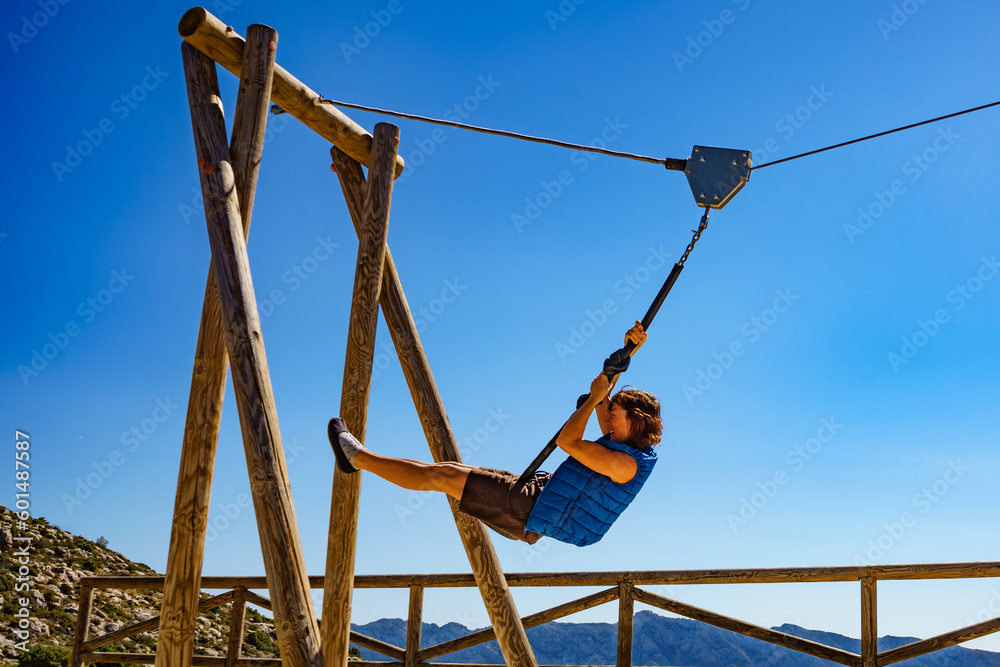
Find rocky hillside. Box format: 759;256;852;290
6;506;1000;667
0;506;284;666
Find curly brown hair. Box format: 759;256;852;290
610;388;662;449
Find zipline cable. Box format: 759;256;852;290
751;100;1000;170
295;98;1000;172
310;98;669;166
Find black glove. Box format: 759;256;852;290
602;347;631;378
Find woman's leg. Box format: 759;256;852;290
354;449;473;501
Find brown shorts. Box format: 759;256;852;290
458;468;550;544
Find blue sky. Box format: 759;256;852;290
3;0;1000;651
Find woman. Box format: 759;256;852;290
329;322;661;546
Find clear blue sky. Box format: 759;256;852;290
3;0;1000;650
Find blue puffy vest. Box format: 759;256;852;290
524;437;657;546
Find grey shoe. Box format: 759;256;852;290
328;417;361;473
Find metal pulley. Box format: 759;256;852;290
666;146;753;209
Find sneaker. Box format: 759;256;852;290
328;417;362;474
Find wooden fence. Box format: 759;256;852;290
72;562;1000;667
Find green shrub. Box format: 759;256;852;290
244;629;278;654
15;644;71;667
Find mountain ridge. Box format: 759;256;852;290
3;506;999;667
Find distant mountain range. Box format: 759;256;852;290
5;505;999;667
352;612;1000;666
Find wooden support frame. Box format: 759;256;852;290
860;576;877;667
616;583;633;667
158;23;276;667
225;587;248;667
180;37;322;667
178;8;404;178
76;563;1000;667
322;122;400;667
404;586;423;667
69;584;94;667
327;145;538;667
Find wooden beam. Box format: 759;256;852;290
82;654;283;667
632;587;860;667
85;592;235;652
242;589;273;611
877;616;1000;666
328;145;538;667
347;633;405;662
860;576;877;667
178;7;404;178
616;583;633;667
181;40;323;667
322;123;400;667
417;587;618;662
225;587;248;667
405;586;423;667
70;584;94;667
75;560;1000;590
158;24;276;667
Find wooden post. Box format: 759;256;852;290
328;146;538;667
617;582;634;667
861;576;877;667
321;123;399;667
225;587;247;667
158;25;276;667
70;584;94;667
181;41;323;667
404;586;423;667
178;8;404;178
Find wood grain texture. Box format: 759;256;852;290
616;583;633;667
85;592;234;652
181;41;323;667
860;577;877;667
77;559;1000;591
418;587;619;662
178;8;403;178
225;587;248;667
323;123;399;667
70;584;94;667
877;616;1000;666
345;633;405;662
328;145;538;667
632;587;860;667
405;586;423;667
158;26;276;667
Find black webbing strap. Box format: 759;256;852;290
515;209;710;485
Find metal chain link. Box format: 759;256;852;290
679;208;710;266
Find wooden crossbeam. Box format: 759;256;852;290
158;24;277;667
878;616;1000;665
347;633;406;662
631;587;861;667
178;8;404;178
181;39;322;667
417;587;619;662
84;591;235;652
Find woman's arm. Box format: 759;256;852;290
555;374;638;484
593;321;647;431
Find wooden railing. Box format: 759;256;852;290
72;562;1000;667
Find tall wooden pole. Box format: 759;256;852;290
178;7;404;178
181;41;323;667
158;25;277;667
321;123;399;667
328;146;539;667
